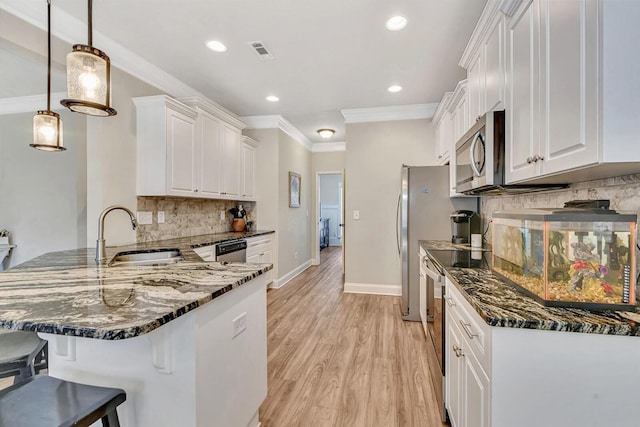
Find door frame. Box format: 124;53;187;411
314;171;344;266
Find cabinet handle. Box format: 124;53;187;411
477;115;481;122
444;296;456;307
419;273;424;278
194;189;199;192
459;320;478;339
538;155;544;161
526;157;533;164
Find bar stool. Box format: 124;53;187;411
0;331;47;383
0;375;126;427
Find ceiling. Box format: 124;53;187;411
1;0;486;144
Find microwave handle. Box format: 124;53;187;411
469;132;485;177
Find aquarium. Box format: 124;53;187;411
492;208;637;311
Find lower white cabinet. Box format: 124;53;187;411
418;250;428;336
445;279;491;427
445;276;640;427
246;235;273;285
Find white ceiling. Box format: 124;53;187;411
1;0;486;143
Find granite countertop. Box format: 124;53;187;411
0;231;275;340
421;240;640;337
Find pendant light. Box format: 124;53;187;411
31;0;65;152
60;0;117;116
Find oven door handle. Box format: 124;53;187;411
423;260;444;284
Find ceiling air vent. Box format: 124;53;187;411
248;41;275;61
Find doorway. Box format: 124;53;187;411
315;171;344;269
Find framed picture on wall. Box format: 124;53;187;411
289;172;301;208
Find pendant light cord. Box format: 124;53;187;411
47;0;51;111
88;0;93;46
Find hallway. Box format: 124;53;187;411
260;246;442;426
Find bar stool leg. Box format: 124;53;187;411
101;410;121;427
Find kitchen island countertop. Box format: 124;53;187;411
0;231;275;340
420;240;640;336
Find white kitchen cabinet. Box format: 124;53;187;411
466;52;484;126
135;95;252;200
418;251;428;337
433;92;453;165
240;136;258;199
505;0;640;183
246;235;274;285
134;96;199;197
445;279;491;427
484;15;505;113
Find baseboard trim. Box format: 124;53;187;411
343;282;401;296
269;259;312;289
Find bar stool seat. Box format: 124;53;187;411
0;331;47;382
0;375;126;427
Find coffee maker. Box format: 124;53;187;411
451;210;481;244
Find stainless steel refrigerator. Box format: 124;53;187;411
398;165;477;321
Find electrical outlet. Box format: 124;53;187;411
137;211;153;225
220;211;225;220
294;251;298;259
353;210;360;220
232;312;247;338
157;211;165;224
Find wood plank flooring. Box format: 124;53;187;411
260;246;442;427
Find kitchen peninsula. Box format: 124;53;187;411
0;232;274;427
422;240;640;427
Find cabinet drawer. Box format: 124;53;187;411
445;281;492;375
247;243;269;259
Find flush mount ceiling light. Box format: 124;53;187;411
386;16;408;31
266;95;280;102
206;40;227;52
388;85;403;93
60;0;117;117
31;0;65;152
317;129;335;139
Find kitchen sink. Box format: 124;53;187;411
108;248;184;267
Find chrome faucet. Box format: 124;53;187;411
96;205;138;262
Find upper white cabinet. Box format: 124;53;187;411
134;95;257;201
134;96;199;197
433;92;453;166
505;0;640;183
241;136;258;199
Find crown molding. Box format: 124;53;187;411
500;0;524;17
241;115;313;151
432;92;453;124
179;97;246;130
0;2;243;124
0;92;66;115
341;103;438;124
459;0;503;69
311;141;346;153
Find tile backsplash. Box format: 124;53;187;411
481;173;640;240
136;197;256;243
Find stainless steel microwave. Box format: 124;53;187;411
454;110;505;194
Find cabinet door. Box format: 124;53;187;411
262;249;273;285
222;126;240;196
166;108;197;196
419;266;427;336
463;347;491;427
455;93;468;141
506;0;540;183
485;17;504;112
467;52;484;124
241;142;256;199
199;111;223;197
446;311;464;427
539;0;598;175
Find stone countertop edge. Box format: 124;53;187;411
420;240;640;337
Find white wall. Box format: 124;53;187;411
344;118;436;289
0;111;87;268
86;68;163;247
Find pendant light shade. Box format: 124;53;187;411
31;0;65;152
60;0;117;116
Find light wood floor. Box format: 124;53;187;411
260;246;442;427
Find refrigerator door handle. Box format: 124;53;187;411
396;192;401;256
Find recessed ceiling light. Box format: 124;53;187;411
388;85;403;93
386;16;408;31
206;40;227;52
266;95;280;102
317;129;335;139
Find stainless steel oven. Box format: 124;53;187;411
423;252;447;423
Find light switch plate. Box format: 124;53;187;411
157;211;165;224
137;211;153;225
353;210;360;220
220;211;225;220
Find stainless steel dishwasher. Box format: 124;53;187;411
215;240;247;263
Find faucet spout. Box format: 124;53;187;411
96;205;138;262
